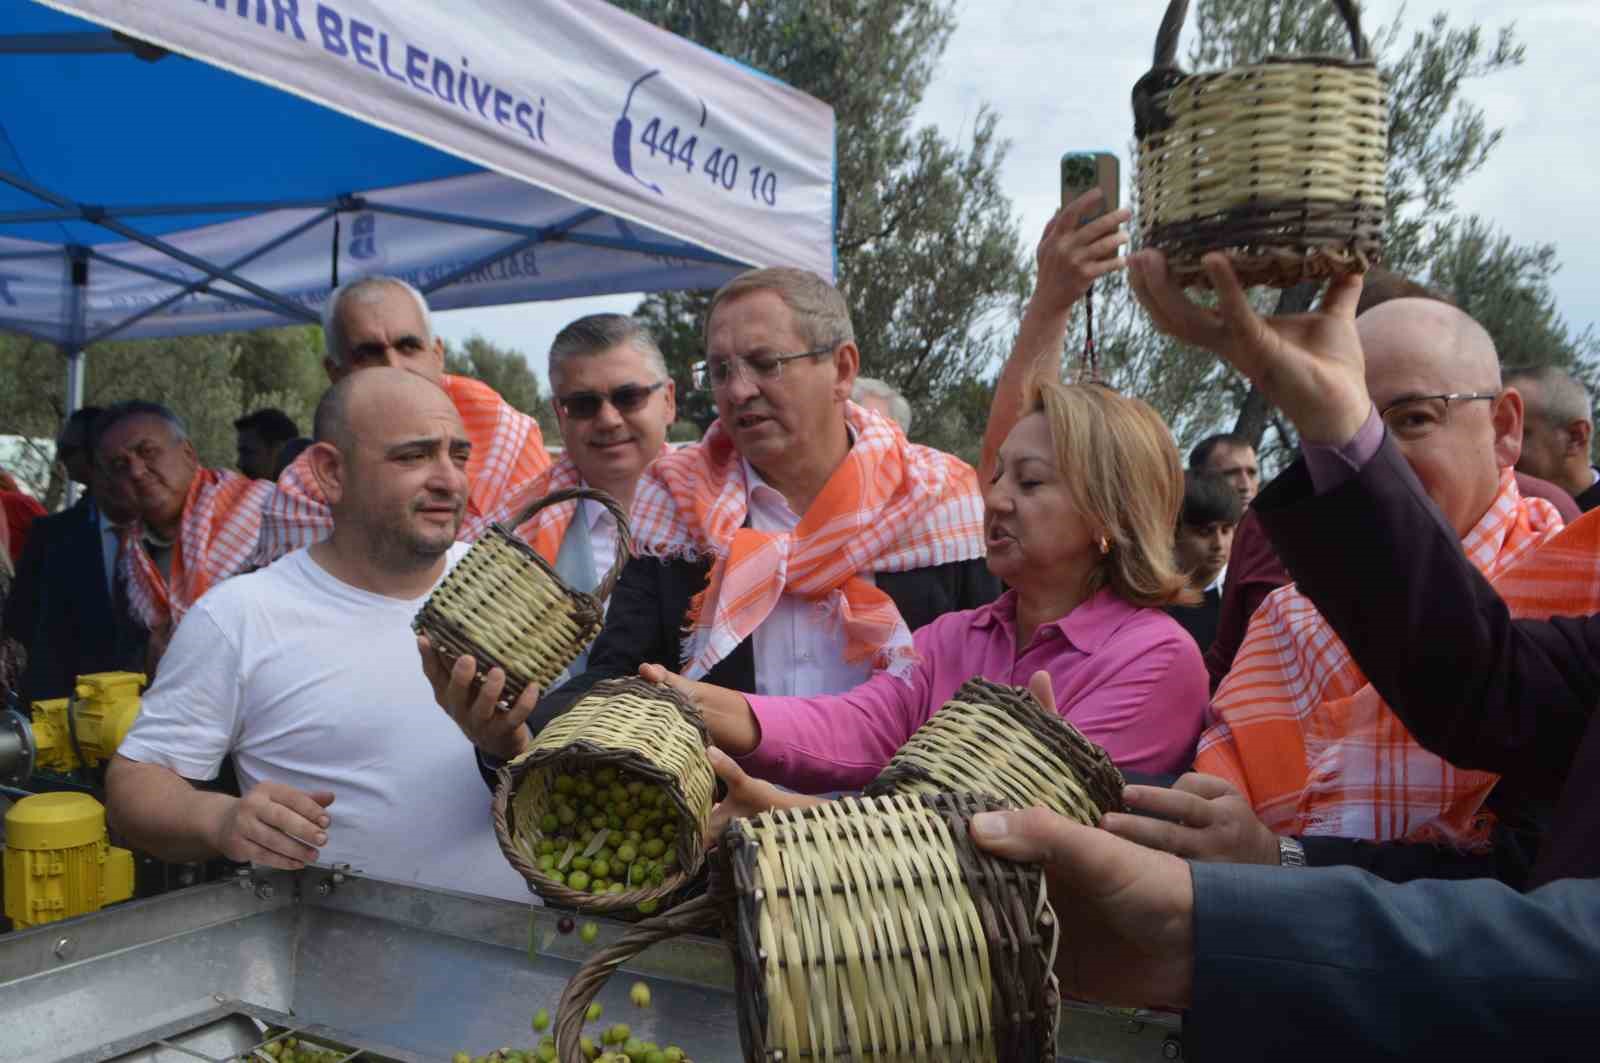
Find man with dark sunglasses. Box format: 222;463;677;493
440;314;678;688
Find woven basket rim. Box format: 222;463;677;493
492;676;712;912
867;676;1127;819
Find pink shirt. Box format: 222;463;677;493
740;588;1208;792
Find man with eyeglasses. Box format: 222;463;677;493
93;401;278;676
254;275;551;563
1169;296;1572;883
425;314;677;689
429;267;996;766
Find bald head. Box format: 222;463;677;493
1357;298;1523;539
1357;298;1502;396
314;365;459;456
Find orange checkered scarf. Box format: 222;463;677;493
484;454;585;564
253;374;550;563
1196;469;1568;848
630;402;986;680
120;468;275;632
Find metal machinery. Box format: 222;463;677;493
1;672;219;929
0;867;1185;1062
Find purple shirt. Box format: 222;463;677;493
739;588;1208;792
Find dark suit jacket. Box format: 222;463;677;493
1203;506;1290;691
1166;587;1222;658
526;554;1001;735
4;499;146;705
1576;467;1600;513
1188;863;1600;1059
1255;437;1600;886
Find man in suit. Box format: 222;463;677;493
960;249;1600;1059
1508;365;1600;512
425;267;997;765
4;407;146;705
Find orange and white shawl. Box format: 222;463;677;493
483;454;585;564
120;468;276;632
1196;469;1572;847
253;374;550;563
631;402;986;681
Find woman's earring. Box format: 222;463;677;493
1098;536;1110;556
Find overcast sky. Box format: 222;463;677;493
436;0;1600;394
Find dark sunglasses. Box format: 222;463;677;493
557;381;665;420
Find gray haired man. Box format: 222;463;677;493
1508;365;1600;512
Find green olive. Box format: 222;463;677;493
566;870;591;891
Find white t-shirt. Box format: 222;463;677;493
119;544;531;903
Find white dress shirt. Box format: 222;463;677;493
743;460;875;698
579;488;619;610
1205;564;1228;596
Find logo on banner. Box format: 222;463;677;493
608;69;777;211
349;213;380;261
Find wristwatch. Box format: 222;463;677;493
1278;835;1307;868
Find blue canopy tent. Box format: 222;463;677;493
0;0;836;462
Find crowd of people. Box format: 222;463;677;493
2;186;1598;1055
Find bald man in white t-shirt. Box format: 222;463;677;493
107;367;528;901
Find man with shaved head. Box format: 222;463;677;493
1190;297;1568;861
107;368;529;901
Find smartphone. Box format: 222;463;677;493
1060;151;1120;223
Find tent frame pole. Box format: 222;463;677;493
62;247;88;508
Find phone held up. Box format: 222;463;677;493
1060;151;1120;224
1059;152;1120;381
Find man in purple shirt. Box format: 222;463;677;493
962;250;1599;1059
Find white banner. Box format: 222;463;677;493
36;0;837;281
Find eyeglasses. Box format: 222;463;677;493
556;381;665;420
693;345;837;390
1379;392;1498;441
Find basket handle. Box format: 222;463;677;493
511;485;636;601
1150;0;1370;67
553;893;721;1063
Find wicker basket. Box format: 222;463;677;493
554;792;1060;1063
493;676;716;914
413;486;632;705
1132;0;1388;288
866;677;1125;827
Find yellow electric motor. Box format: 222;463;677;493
31;672;146;773
3;792;134;928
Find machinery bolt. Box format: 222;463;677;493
316;880;333;897
254;882;276;901
53;936;75;961
1162;1036;1183;1060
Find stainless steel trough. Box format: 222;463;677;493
0;868;1183;1062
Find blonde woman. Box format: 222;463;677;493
646;379;1208;791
